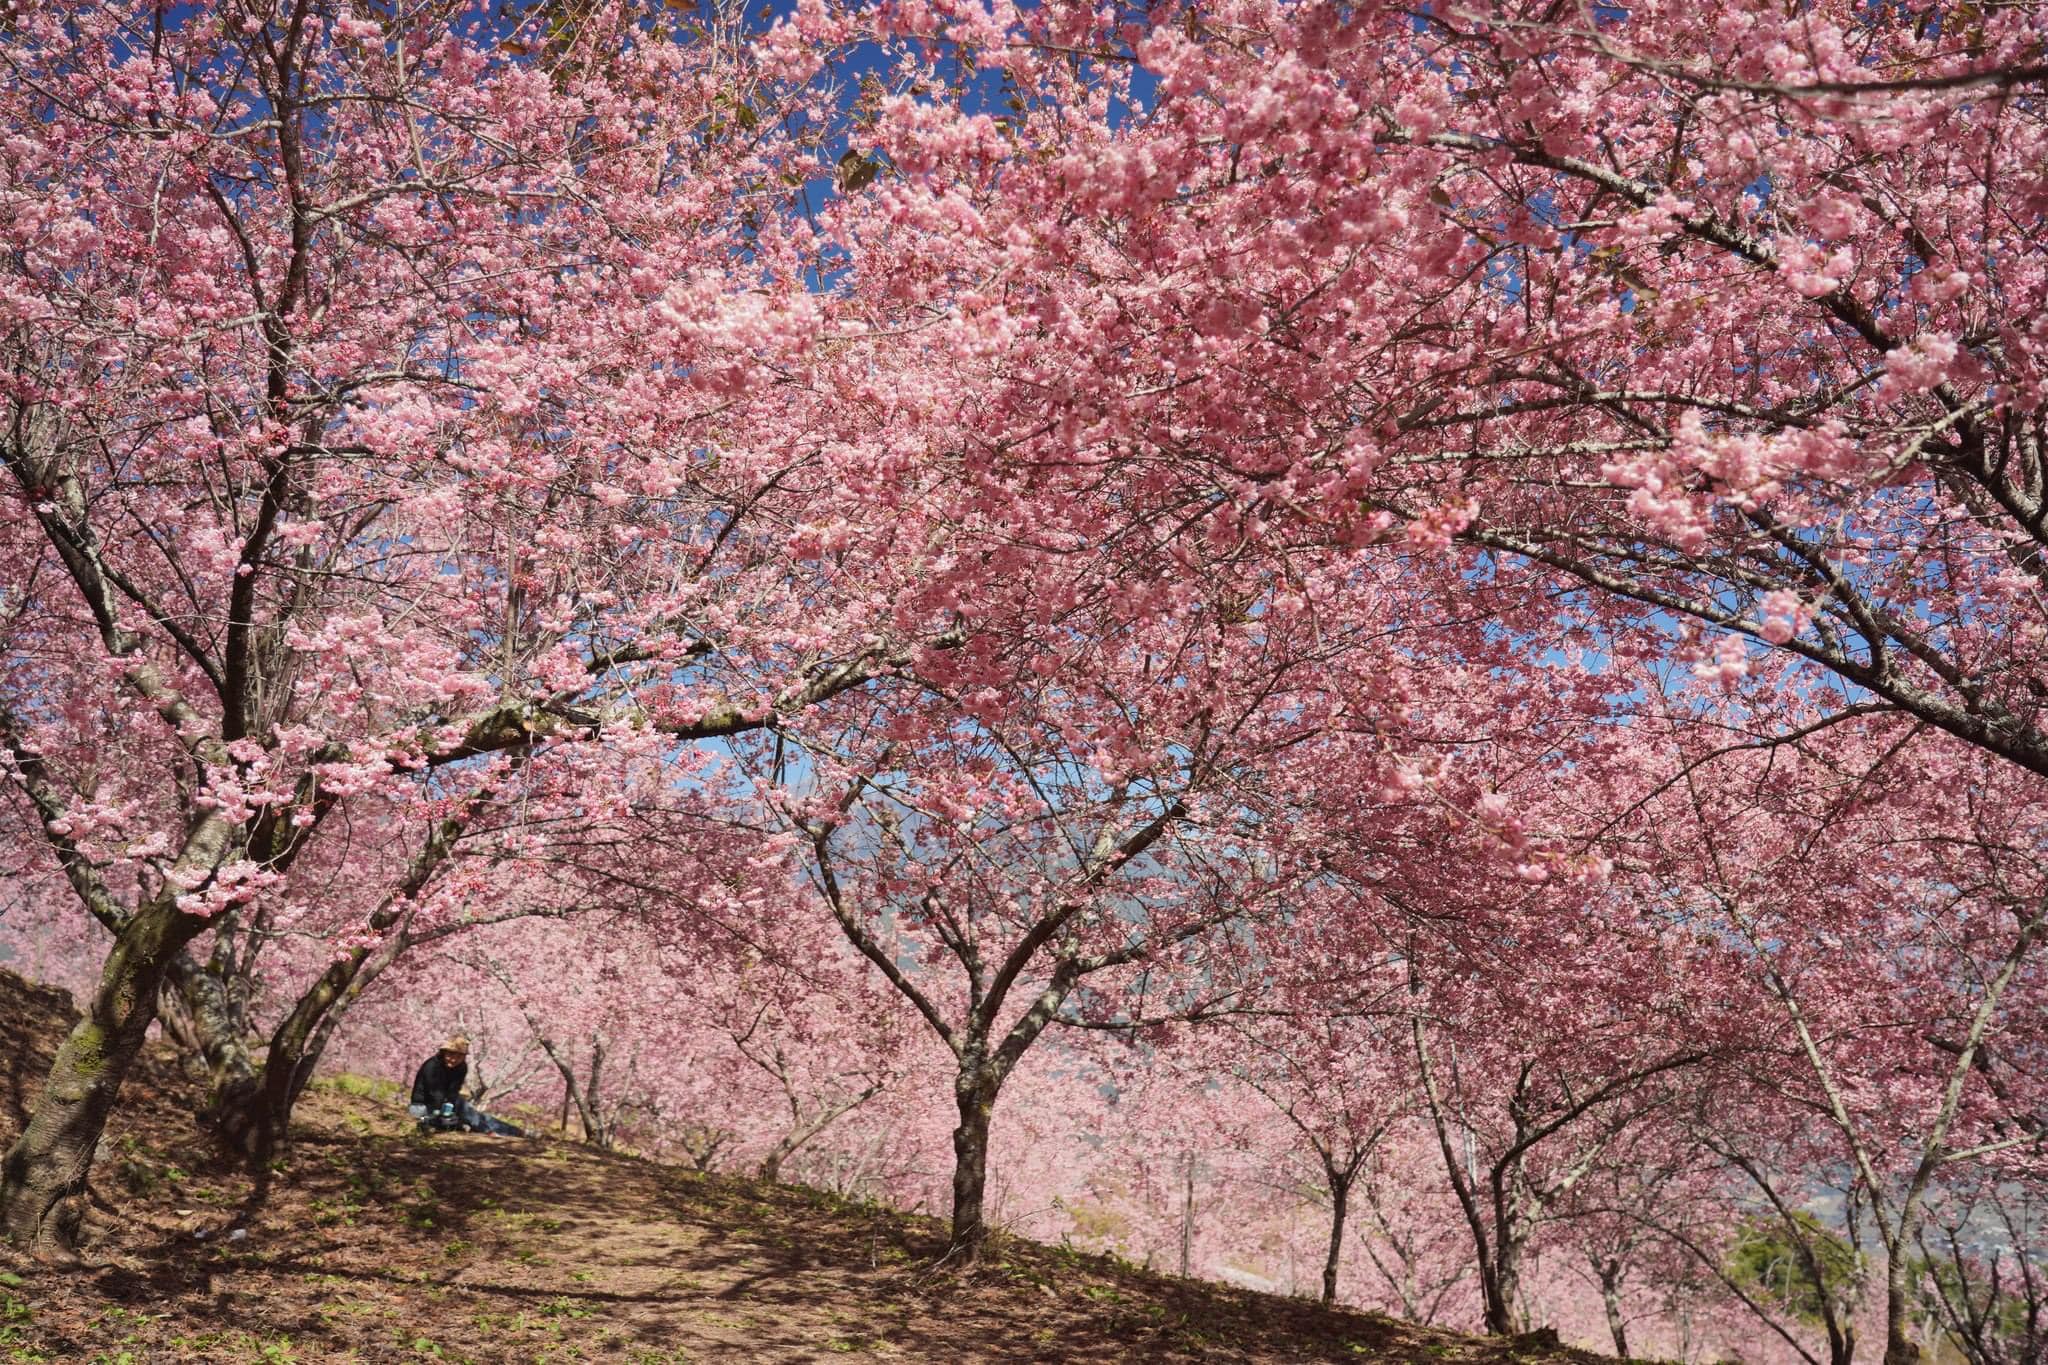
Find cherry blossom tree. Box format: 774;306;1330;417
0;0;940;1247
816;0;2048;784
1170;1002;1417;1304
2;13;2040;1359
1406;959;1723;1337
1915;1171;2048;1365
436;903;915;1165
731;500;1541;1258
1347;1126;1484;1329
1549;1117;1732;1361
1606;698;2048;1365
771;697;1286;1261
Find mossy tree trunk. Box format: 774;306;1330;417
0;899;211;1252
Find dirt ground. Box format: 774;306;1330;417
0;971;1619;1363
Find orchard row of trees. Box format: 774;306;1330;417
0;2;2043;1363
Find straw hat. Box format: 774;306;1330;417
441;1035;471;1056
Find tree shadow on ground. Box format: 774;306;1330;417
0;970;1618;1364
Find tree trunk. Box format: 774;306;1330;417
584;1038;608;1149
1598;1260;1631;1360
682;1127;728;1172
162;928;264;1086
1322;1168;1353;1305
1180;1151;1195;1278
0;901;206;1252
949;1068;998;1262
208;905;417;1168
206;953;361;1165
1485;1235;1524;1336
758;1125;810;1183
756;1085;881;1187
158;957;257;1088
535;1034;608;1148
1414;1015;1511;1332
207;1033;318;1169
1882;1251;1923;1365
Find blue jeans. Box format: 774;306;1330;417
408;1100;522;1136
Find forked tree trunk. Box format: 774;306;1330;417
536;1033;610;1149
205;953;369;1163
202;1018;306;1165
209;1077;285;1166
207;1036;319;1167
205;793;488;1166
757;1080;886;1185
206;896;420;1167
1415;1015;1520;1335
757;1122;812;1184
0;901;208;1251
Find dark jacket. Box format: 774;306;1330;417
411;1054;467;1110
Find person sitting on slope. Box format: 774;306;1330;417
407;1035;524;1136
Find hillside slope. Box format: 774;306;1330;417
0;970;1618;1363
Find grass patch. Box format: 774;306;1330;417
316;1073;403;1105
